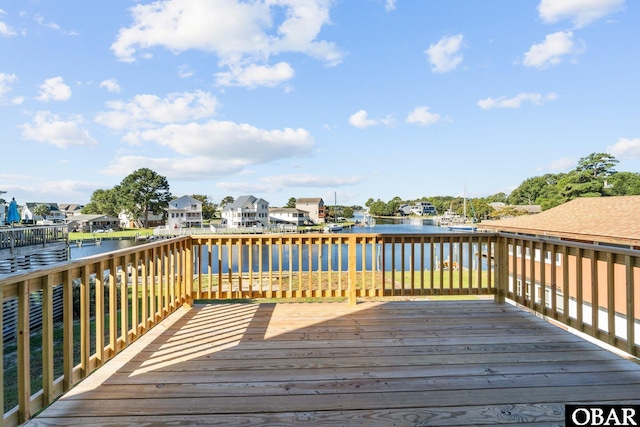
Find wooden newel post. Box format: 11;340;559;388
348;236;357;306
494;236;507;304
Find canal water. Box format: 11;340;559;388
69;217;487;272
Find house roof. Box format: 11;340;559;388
25;202;61;211
223;195;268;211
270;208;307;214
480;196;640;245
296;198;324;204
169;195;202;210
58;203;83;212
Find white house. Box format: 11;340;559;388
411;202;437;216
22;202;66;224
295;198;327;224
167;195;203;229
118;211;165;229
222;195;269;228
269;208;310;226
396;204;412;216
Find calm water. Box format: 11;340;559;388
69;218;484;272
70;239;144;259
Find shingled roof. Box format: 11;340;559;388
480;196;640;246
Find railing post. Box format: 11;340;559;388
348;236;357;306
494;236;507;304
185;238;194;307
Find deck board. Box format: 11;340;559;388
27;300;640;426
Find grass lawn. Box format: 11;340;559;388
69;228;154;241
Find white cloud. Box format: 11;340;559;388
538;0;624;28
36;77;72;102
133;120;314;163
406;106;442;126
349;110;379;129
1;9;17;37
215;62;295;88
477;92;558;109
21;111;98;148
33;13;77;36
178;65;194;78
385;0;397;12
99;79;121;93
106;119;315;179
95;90;219;130
608;138;640;159
216;173;364;194
103;155;247;179
0;73;17;98
523;31;584;69
261;174;364;188
425;34;464;73
111;0;344;88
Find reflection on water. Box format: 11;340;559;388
70;239;142;259
347;215;442;234
69;218;482;274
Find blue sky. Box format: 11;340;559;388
1;0;639;207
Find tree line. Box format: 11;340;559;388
365;153;640;219
81;153;639;227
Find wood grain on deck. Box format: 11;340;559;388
28;301;640;426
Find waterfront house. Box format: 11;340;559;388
22;202;65;224
58;203;84;217
65;214;120;232
269;207;311;226
118;210;165;229
222;195;269;228
296;198;327;224
167;195;203;230
411;201;438;216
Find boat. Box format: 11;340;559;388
323;223;343;233
446;186;477;232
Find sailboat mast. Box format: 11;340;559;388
463;185;467;220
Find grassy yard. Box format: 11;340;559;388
193;269;492;295
68;228;154;241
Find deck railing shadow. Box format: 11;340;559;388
0;232;639;426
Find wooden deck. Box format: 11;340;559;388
28;300;640;426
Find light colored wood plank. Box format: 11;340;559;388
28;301;640;426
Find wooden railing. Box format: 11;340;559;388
0;231;638;426
497;233;640;359
0;237;193;426
190;233;497;302
0;225;67;251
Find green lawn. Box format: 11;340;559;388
69;228;154;241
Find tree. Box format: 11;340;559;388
342;206;355;219
484;192;508;204
559;170;603;200
191;194;218;220
368;199;395;216
365;198;374;208
576;152;619;179
285;197;297;208
605;172;640;196
33;204;50;220
220;196;235;207
117;168;172;228
508;174;563;207
82;188;120;217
